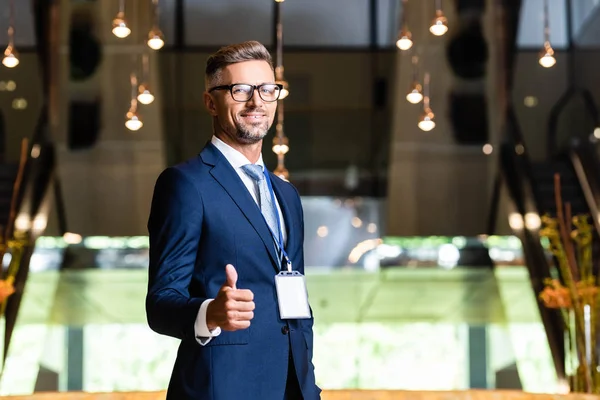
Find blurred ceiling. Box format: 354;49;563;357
0;0;598;50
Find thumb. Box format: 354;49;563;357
224;264;237;290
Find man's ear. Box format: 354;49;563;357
204;92;218;116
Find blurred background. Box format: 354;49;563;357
0;0;599;396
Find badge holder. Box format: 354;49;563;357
274;265;311;320
263;171;311;319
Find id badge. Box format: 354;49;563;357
274;271;311;319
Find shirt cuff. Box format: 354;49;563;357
194;299;222;346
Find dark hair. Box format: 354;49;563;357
205;41;274;89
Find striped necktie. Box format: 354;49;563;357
241;164;282;253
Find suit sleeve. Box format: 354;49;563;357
146;167;205;341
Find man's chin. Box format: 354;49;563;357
236;129;268;144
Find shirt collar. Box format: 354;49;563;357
211;135;265;170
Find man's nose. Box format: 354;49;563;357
246;88;264;106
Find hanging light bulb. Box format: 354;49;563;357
539;42;556;68
272;134;289;155
406;56;423;104
137;54;155;105
137;54;155;104
147;1;165;50
112;12;131;38
406;81;423;104
275;65;289;100
112;0;130;38
277;78;289;100
137;84;155;105
147;28;165;50
430;0;448;36
418;109;436;131
396;30;413;51
3;6;19;69
430;12;448;36
126;73;143;131
125;109;143;131
538;0;555;68
2;45;19;68
396;0;413;50
418;72;435;131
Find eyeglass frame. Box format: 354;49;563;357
208;83;284;103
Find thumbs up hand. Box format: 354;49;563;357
206;264;255;331
225;263;238;290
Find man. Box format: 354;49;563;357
146;41;320;400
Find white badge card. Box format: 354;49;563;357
274;271;311;319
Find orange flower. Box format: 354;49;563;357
0;279;15;303
540;279;571;308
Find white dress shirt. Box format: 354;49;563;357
194;135;287;345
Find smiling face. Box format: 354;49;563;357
204;60;278;146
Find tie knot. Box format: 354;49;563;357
241;164;265;182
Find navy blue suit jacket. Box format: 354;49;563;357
146;142;320;400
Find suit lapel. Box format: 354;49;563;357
202;144;280;270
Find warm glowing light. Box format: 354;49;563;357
524;96;538;107
15;214;30;231
418;108;435;131
515;144;525;155
272;142;289;155
272;145;289;154
137;85;155;105
12;98;27;110
508;213;524;230
113;25;131;38
418;120;435;131
63;232;83;245
0;80;16;91
351;217;363;228
32;215;48;232
273;134;289;155
430;12;448;36
137;92;154;105
31;144;40;158
525;212;541;230
125;110;143;131
317;226;328;237
594;127;600;139
147;28;165;50
482;144;493;155
406;82;423;104
348;239;383;264
276;80;289;100
2;46;19;68
112;13;131;38
539;54;556;68
367;223;377;233
539;42;556;68
396;31;413;51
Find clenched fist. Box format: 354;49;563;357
206;264;255;331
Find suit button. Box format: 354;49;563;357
281;326;289;335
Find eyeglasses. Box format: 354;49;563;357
208;83;283;102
